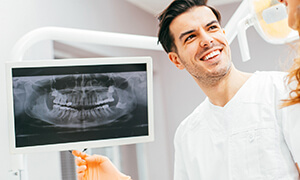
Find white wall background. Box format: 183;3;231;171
0;0;292;180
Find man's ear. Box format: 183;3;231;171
168;52;185;70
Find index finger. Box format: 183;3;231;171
72;150;89;159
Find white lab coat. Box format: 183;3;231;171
174;71;300;180
282;102;300;170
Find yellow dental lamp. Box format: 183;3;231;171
224;0;298;62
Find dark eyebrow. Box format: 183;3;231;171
207;20;219;27
179;30;195;41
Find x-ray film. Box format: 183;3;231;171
6;57;154;154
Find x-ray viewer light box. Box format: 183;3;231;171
6;56;154;154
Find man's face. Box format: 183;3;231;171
168;6;232;86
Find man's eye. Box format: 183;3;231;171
185;35;195;42
208;25;218;30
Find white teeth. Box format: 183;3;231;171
203;50;220;61
102;104;109;109
90;109;98;118
51;87;116;108
108;86;114;93
95;97;114;106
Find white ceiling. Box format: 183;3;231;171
126;0;242;15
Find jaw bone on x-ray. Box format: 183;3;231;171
12;70;148;148
18;73;139;128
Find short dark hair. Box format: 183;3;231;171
157;0;221;53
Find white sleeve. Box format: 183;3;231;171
173;129;189;180
282;104;300;164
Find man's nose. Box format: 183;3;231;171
200;34;213;48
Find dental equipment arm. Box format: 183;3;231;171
225;0;252;62
225;0;298;62
72;150;131;180
224;0;250;45
11;26;163;61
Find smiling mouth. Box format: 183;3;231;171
201;49;221;61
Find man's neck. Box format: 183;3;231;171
197;68;252;107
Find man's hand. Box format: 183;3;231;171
72;150;131;180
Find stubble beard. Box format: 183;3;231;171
176;48;232;87
193;62;232;87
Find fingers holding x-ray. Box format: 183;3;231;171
13;72;147;128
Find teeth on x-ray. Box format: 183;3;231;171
23;73;138;128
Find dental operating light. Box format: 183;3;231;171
225;0;298;62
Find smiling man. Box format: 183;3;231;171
164;4;250;107
158;0;300;179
